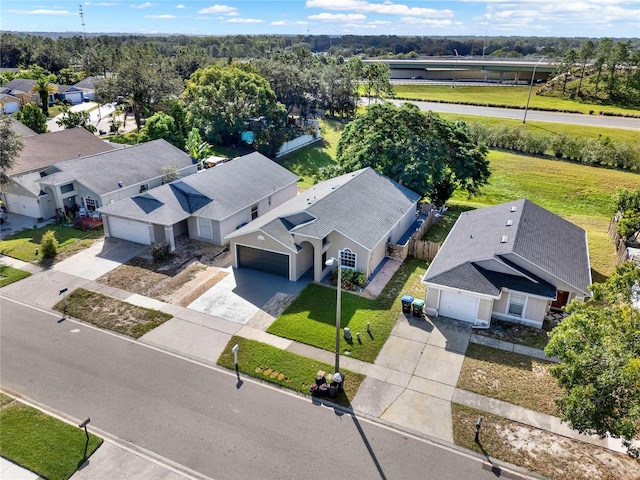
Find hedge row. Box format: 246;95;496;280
466;123;640;171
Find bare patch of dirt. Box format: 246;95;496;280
452;403;640;480
97;239;231;302
173;270;228;307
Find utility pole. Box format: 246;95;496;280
79;5;87;43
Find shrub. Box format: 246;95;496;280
330;267;367;291
150;242;170;261
40;230;59;258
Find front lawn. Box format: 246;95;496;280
53;288;172;338
267;258;428;363
218;336;365;407
457;343;562;416
0;224;103;263
0;265;31;287
452;403;639;480
0;401;102;480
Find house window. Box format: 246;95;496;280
197;218;213;239
322;251;327;267
322;236;328;246
268;196;272;207
339;248;357;269
139;183;149;193
251;204;258;220
508;293;526;318
60;183;74;194
85;196;97;211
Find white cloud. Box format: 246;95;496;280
196;16;212;19
176;3;185;8
131;2;153;9
270;20;309;25
400;17;452;27
144;14;177;18
226;18;264;23
308;13;367;21
8;9;74;15
83;2;117;6
198;4;238;15
305;0;453;18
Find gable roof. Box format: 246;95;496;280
74;77;96;90
98;151;300;223
3;78;60;95
423;199;592;296
227;167;421;251
9;128;115;175
39;139;195;196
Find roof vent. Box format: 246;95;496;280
501;235;509;243
118;181;123;188
506;219;513;226
510;206;517;212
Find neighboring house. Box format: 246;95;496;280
422;199;592;329
57;85;85;105
2;79;53;105
39;139;197;219
226;168;421;282
98;152;299;251
0;93;21;113
73;77;96;101
2;128;115;219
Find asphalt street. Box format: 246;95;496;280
0;298;524;480
387;98;640;130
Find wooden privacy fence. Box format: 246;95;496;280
387;204;441;261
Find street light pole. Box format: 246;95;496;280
523;55;546;124
326;257;342;373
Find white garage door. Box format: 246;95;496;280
107;216;151;245
439;290;478;323
3;193;40;218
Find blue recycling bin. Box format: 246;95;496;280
401;294;414;314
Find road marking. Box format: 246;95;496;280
70;328;81;333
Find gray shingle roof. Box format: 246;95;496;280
73;77;96;90
423;199;591;295
227;167;421;251
39;139;194;196
98;151;300;224
9;117;37;138
9;128;115;175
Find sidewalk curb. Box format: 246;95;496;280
0;387;214;480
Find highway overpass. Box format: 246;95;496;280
365;58;556;84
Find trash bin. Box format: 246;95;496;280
401;294;414;314
412;299;425;317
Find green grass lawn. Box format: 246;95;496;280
267;258;428;363
438;112;640;144
0;265;31;287
217;336;365;407
278;118;345;189
0;225;103;263
457;343;562;416
393;85;640;116
0;401;102;480
53;288;172;338
422;204;475;243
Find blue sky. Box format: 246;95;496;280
2;1;639;38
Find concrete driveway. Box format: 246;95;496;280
53;238;148;280
0;212;53;239
187;267;309;325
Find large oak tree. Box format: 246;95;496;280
545;263;640;457
335;102;490;205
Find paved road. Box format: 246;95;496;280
0;298;524;480
387;99;640;130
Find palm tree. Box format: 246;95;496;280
29;77;57;117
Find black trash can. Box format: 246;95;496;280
401;294;414;314
412;299;425;318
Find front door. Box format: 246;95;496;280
551;290;570;309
